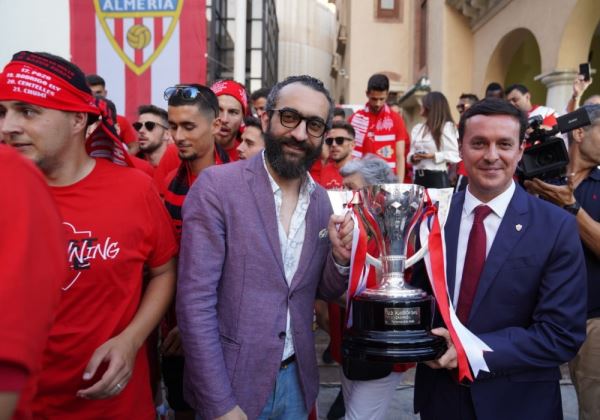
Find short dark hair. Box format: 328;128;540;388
138;104;168;125
265;75;334;128
505;83;529;96
485;82;502;92
333;107;347;119
250;87;270;101
331;120;355;139
459;93;479;104
367;73;389;92
458;98;528;143
86;74;106;87
167;83;219;119
244;115;262;131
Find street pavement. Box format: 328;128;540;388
315;329;579;420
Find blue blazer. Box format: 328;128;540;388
414;185;587;420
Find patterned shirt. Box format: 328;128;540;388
263;152;316;360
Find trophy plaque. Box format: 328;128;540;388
342;184;447;363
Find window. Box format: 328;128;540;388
375;0;402;21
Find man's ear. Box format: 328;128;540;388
73;112;90;136
211;117;222;136
260;111;270;133
572;127;585;144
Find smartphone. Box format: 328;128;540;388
579;63;591;82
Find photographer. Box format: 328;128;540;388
525;103;600;420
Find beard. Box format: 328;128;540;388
139;140;162;154
264;129;322;180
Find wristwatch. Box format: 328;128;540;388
563;201;581;215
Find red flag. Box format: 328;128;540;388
70;0;207;121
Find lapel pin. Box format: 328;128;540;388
319;228;328;239
515;224;522;232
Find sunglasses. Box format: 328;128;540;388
456;104;466;112
271;108;327;138
133;121;168;132
325;136;353;146
164;86;203;101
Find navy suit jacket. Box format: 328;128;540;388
414;185;587;420
176;154;346;419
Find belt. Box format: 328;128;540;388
280;354;296;369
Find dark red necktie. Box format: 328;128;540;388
456;205;493;324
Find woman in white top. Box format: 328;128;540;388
408;91;460;188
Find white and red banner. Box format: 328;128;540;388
70;0;206;121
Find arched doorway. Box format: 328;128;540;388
484;28;545;103
556;0;600;103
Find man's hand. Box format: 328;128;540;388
424;328;457;370
329;212;354;266
161;326;183;356
573;74;593;99
77;334;137;399
216;405;247;420
524;178;575;207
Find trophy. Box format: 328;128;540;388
342;184;447;364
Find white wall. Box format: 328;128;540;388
0;0;71;68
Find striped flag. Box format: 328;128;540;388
70;0;206;121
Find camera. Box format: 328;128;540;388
518;107;592;183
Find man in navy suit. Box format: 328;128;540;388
414;98;587;420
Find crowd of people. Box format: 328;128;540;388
0;48;599;420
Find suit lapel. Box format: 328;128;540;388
468;186;530;321
290;187;322;291
245;155;285;277
444;191;464;300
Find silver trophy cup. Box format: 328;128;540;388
343;183;446;364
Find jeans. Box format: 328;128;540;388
258;361;308;420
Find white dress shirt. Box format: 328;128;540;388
263;153;315;361
452;181;516;307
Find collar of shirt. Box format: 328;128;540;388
463;180;515;219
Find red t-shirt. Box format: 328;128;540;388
351;105;411;182
32;159;177;419
131;155;155;178
0;146;66;420
117;115;137;146
224;139;241;162
320;162;344;190
153;144;181;197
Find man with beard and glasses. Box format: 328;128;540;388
177;75;354;420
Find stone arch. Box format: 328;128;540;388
556;0;600;68
483;28;545;103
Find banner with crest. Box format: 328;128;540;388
70;0;206;121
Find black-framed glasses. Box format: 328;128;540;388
325;136;353;146
164;86;202;101
271;108;327;138
133;121;168;132
456;104;466;112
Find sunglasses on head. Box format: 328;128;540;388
325;136;352;146
133;121;168;132
164;86;203;101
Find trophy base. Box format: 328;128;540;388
342;329;447;363
342;291;447;363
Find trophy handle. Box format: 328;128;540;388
406;243;428;268
365;243;428;271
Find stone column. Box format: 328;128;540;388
534;69;578;114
